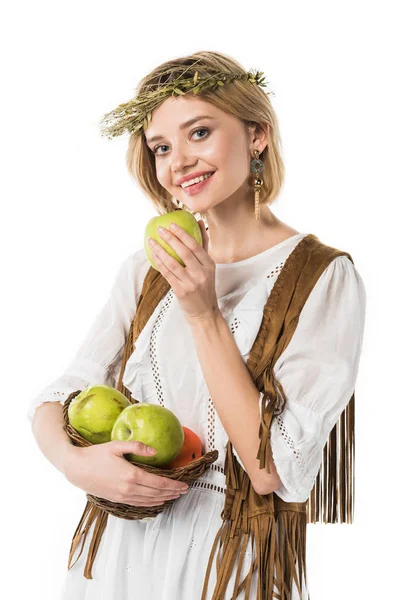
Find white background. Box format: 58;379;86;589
2;0;398;598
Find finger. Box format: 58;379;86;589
131;484;186;498
129;491;182;503
122;499;166;507
150;240;192;292
149;244;166;274
134;473;189;493
154;228;196;274
131;493;184;506
132;498;180;507
150;245;182;289
161;224;207;267
135;501;165;507
150;236;186;275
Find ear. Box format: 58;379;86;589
248;121;269;153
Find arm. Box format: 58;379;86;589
31;399;190;504
187;310;282;496
31;401;76;475
268;256;366;502
27;250;148;476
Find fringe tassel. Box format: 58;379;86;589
65;306;139;579
200;503;307;600
201;454;307;600
257;365;288;475
306;393;355;524
225;438;239;491
273;509;308;599
84;509;108;579
257;392;274;474
258;359;356;526
67;501;108;579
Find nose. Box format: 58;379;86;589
171;140;197;175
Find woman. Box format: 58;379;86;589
27;50;366;599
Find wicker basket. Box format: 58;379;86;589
62;390;219;520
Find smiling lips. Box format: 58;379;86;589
180;172;215;196
180;172;214;188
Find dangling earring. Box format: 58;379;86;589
250;149;264;221
176;199;191;212
172;197;182;209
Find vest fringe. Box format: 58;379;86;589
306;392;355;524
199;447;309;600
67;501;108;579
199;491;308;599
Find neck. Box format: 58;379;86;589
204;199;283;265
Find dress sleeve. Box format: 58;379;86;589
26;249;150;425
262;255;366;502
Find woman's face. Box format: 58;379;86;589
144;96;255;214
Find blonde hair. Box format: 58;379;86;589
125;50;285;222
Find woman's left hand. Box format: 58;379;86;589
148;219;219;322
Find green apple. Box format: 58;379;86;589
144;210;203;271
68;384;131;444
110;403;184;467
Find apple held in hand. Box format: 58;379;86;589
111;403;184;467
165;426;203;468
68;384;131;444
144;210;203;271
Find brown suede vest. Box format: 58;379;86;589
68;233;356;599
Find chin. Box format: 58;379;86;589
188;203;211;216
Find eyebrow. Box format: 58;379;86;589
146;115;216;145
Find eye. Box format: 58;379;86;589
152;127;210;156
152;144;169;156
192;127;209;141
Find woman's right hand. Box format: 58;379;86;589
64;440;189;507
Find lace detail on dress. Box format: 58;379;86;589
230;317;240;335
35;374;92;403
203;318;243;464
150;289;174;407
267;261;285;278
190;479;226;495
207;397;216;451
26;373;95;423
275;414;306;472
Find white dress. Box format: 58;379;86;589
26;232;367;599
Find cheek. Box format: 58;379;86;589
156;163;171;187
203;135;229;165
229;142;251;181
208;134;246;172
